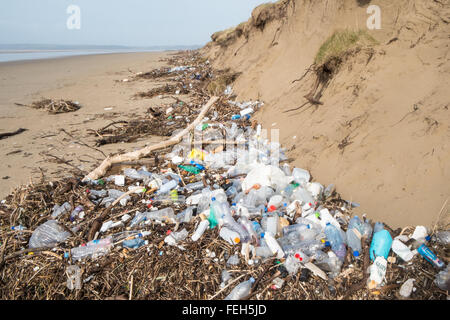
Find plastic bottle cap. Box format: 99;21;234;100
211;197;216;201
425;236;431;241
353;251;360;257
326;222;331;226
261;232;265;238
234;238;240;244
325;241;330;247
249;277;255;283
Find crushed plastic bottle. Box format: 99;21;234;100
399;278;415;298
29;220;71;248
434;265;450;291
224;277;255;300
66;265;81;290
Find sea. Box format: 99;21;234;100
0;45;200;63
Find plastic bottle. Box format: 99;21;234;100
399;279;415;298
157;180;178;195
224;277;255;300
292;168;310;185
191;219;210;242
319;209;341;230
129;208;176;227
417;244;445;268
324;223;346;261
51;202;72;219
123;238;146;249
434;265;450;291
434;231;450;245
346;227;362;258
185;181;204;192
391;239;415;262
219;227;241;245
238;216;259;245
70;206;84;221
361;218;373;242
28;220;71;249
261;232;284;258
369;227;393;261
266;216;279;236
71;237;113;261
176;207;195;223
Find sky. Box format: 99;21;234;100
0;0;276;47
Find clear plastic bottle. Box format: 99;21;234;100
71;237;113;261
434;231;450;245
129;208;176;227
185;181;205;192
224;277;255;300
51;202;72;219
238;216;259;245
324;223;346;261
434;265;450;291
29;220;71;248
261;232;284;258
219;227;241;245
292;168;310;185
157;179;178;195
346;227;362;258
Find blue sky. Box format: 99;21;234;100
0;0;275;46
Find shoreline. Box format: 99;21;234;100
0;50;177;199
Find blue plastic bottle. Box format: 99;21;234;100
417;244;445;268
369;225;393;261
324;223;347;261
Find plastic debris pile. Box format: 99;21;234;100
0;51;448;300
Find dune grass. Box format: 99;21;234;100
315;29;378;65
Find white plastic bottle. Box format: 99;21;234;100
261;232;284;259
392;239;416;262
191;219;210;242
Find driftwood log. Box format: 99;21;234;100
82;96;219;182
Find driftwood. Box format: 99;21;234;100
0;128;27;140
82;96;219;182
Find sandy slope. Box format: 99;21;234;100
0;51;175;199
202;0;450;228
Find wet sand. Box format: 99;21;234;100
0;51;175;198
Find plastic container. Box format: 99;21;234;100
417;244;445;268
369;229;393;261
129;208;176;227
261;232;284;259
224;277;255;300
346;227;362;258
157;180;178;195
434;265;450;290
28;220;71;248
391;239;415;262
399;279;415;298
71;237;113;261
219;227;241;245
292;168;310;185
191;219;210;242
70;206;84;221
51;202;72;219
324;223;346;261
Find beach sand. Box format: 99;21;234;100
0;51;175;199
